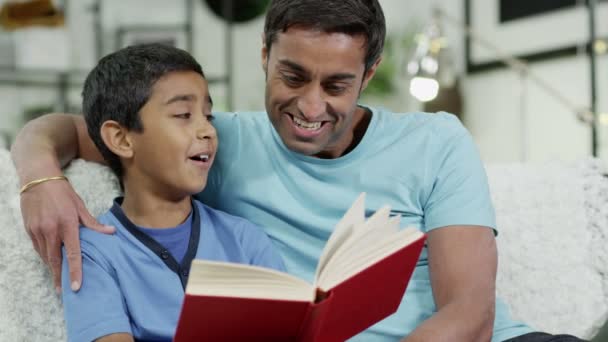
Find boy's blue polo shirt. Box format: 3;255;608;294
61;198;285;342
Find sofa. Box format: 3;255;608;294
0;148;606;341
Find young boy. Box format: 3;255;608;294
61;43;285;342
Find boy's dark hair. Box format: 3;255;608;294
82;43;204;180
263;0;385;72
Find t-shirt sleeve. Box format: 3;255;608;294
423;114;496;233
239;221;287;272
61;240;132;342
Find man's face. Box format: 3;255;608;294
262;27;378;158
126;71;216;198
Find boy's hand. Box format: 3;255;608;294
19;180;115;293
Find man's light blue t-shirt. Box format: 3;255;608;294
61;198;285;342
198;107;532;341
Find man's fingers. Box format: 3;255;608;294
18;180;91;293
27;230;44;262
21;198;46;262
62;224;82;292
38;234;49;270
78;203;115;234
46;237;63;294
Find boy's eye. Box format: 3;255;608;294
205;114;215;122
174;113;191;119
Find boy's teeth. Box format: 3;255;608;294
292;116;321;130
199;154;209;162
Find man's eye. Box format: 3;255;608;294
205;114;215;122
282;74;303;86
325;84;346;95
174;113;191;119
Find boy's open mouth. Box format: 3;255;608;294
189;154;210;162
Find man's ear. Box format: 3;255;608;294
100;120;134;159
261;34;268;74
360;56;383;92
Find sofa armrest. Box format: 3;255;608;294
486;159;608;338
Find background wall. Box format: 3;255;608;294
0;0;605;164
376;0;607;163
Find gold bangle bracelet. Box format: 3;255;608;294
19;176;68;195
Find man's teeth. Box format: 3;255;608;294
292;116;322;130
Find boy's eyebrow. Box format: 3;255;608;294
164;94;213;107
278;59;356;80
164;94;196;105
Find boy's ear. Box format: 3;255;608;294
100;120;134;159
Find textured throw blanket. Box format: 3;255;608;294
0;149;606;341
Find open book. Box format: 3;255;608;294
174;193;426;342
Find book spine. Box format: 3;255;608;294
297;289;334;342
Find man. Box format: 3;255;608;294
11;1;586;341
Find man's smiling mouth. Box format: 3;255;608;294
288;114;328;131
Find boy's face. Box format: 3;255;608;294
262;27;379;158
126;70;216;197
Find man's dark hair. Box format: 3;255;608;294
82;43;204;180
263;0;386;72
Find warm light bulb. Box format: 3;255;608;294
599;113;608;126
409;77;439;102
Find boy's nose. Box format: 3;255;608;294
196;119;216;140
196;123;215;139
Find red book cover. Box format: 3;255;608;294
173;234;426;342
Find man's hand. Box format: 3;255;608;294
20;179;114;293
11;113;111;293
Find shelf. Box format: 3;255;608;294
0;0;234;111
0;68;228;87
0;68;87;87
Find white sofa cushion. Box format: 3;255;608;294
487;161;608;338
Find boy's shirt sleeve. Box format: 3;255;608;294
61;239;132;342
238;221;287;272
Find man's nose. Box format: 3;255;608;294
298;85;326;120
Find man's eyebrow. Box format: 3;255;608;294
325;73;357;81
278;59;356;81
164;94;196;105
278;59;307;74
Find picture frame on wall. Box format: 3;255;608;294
115;25;188;52
465;0;608;73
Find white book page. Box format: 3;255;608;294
314;193;366;285
186;260;315;302
316;206;394;286
319;228;423;290
342;205;395;244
